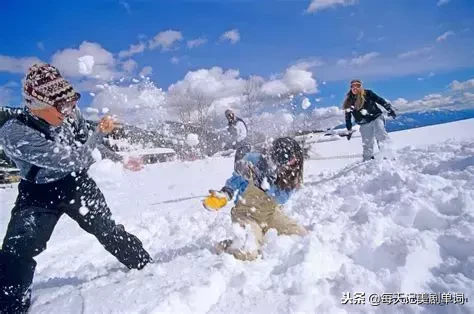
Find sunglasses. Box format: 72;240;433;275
55;99;78;115
351;83;361;88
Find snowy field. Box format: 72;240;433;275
1;118;474;314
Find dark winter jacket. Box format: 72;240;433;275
345;89;394;130
0;107;122;184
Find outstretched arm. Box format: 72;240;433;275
0;120;104;172
368;90;394;112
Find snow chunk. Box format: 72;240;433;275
79;206;89;216
186;133;199;147
87;159;123;187
91;148;102;162
86;107;100;114
301;97;311;110
78;55;95;75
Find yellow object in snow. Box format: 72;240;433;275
203;194;228;211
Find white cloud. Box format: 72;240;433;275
291;58;325;70
436;31;454;42
120;0;131;13
149;30;183;51
351;52;380;65
357;31;364;41
398;46;433;59
170;56;180;64
139;66;153;77
168;67;246;101
437;0;450;6
51;41;118;80
337;52;380;66
252;110;295;136
390;91;474;113
187;38;208;48
450;78;474;91
122;59;138;73
220;29;240;44
0;55;43;74
307;45;474;81
118;42;146;58
0;87;13;105
0;82;17;105
306;0;358;13
37;42;45;51
87;78;169;126
392;94;454;112
418;71;436;81
261;65;318;96
463;92;474;100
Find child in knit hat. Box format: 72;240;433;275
0;63;152;313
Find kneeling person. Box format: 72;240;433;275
204;137;308;261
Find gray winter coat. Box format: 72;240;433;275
0;107;122;184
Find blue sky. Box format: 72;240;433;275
1;0;474;113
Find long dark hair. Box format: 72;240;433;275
269;137;304;191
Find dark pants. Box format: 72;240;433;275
0;173;151;313
234;142;251;166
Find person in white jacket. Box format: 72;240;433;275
225;109;251;166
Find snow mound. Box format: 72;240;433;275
287;140;474;313
1;120;472;313
87;159;124;188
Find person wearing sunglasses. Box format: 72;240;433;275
203;137;308;261
0;63;151;313
343;79;397;161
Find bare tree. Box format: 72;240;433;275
242;75;265;142
167;90;214;128
194;91;214;128
167;92;194;123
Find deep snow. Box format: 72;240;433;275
1;119;474;313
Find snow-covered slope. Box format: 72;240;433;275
1;119;474;313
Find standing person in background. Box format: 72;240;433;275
343;79;397;161
224;109;251;167
0;63;151;313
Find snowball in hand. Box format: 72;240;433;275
78;55;95;75
186;133;199;147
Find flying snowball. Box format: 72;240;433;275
301;97;311;110
78;55;95;75
186;133;199;147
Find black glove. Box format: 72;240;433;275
346;130;353;141
388;109;397;119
